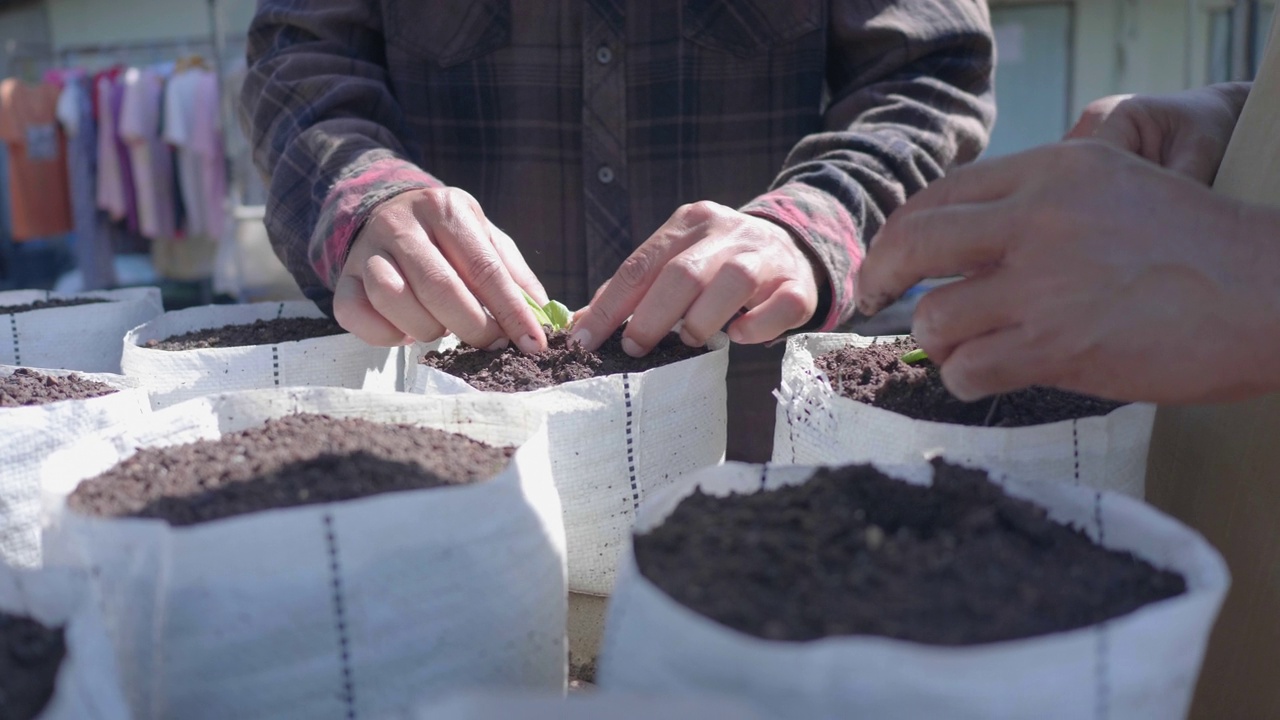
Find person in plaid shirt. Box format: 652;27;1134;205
242;0;995;460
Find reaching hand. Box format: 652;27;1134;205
570;201;823;355
1066;83;1251;185
332;188;551;352
855;140;1280;404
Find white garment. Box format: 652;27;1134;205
163;69;209;238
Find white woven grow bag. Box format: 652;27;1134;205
0;287;162;373
40;387;566;720
121;301;404;409
598;460;1229;720
0;565;133;720
0;367;150;568
406;333;729;596
773;334;1156;498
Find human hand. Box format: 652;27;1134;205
332;188;550;352
1067;83;1251;185
569;201;822;355
855;140;1280;404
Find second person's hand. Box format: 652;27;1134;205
332;187;551;352
569;201;823;355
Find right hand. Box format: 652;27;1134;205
332;187;550;352
1067;83;1251;185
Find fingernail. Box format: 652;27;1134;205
678;328;700;347
621;337;644;357
517;334;540;354
568;328;592;349
486;338;509;352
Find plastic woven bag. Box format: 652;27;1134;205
406;333;729;596
0;288;163;373
121;301;404;409
0;565;133;719
599;460;1229;720
0;367;149;567
41;387;566;720
773;334;1156;497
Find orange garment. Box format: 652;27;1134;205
0;79;73;240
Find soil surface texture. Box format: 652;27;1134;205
420;329;708;392
815;338;1124;427
0;297;107;315
144;317;345;351
0;368;118;408
636;459;1186;646
68;414;513;526
0;612;66;720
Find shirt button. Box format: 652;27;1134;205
597;165;615;184
596;45;613;65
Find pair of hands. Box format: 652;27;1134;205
334;193;821;358
857;83;1280;404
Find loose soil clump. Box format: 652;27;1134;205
420;330;708;392
68;414;513;526
816;338;1123;427
636;459;1186;646
0;612;66;720
0;298;107;316
0;369;118;408
144;317;345;351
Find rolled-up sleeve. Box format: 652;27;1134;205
240;0;441;312
742;0;996;331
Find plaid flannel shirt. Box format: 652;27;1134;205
242;0;995;330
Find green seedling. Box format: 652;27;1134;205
900;348;929;365
522;290;573;331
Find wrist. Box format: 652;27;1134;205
751;213;832;331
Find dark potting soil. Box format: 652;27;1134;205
144;317;346;351
815;338;1124;427
419;330;708;393
0;612;66;720
0;368;118;408
0;297;107;316
635;459;1186;646
67;413;514;526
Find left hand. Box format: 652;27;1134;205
570;201;822;355
854;140;1280;405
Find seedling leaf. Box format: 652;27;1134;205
521;289;571;331
900;348;929;365
544;300;572;330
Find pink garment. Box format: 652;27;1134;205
190;70;226;239
119;67;176;240
94;75;125;219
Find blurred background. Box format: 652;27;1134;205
0;0;1270;306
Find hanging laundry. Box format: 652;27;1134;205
0;78;73;241
119;66;176;241
57;73;117;290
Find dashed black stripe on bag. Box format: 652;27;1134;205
8;313;19;366
276;302;286;320
623;373;640;512
322;512;357;719
1073;419;1081;486
272;346;281;386
1093;491;1111;720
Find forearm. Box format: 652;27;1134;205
743;0;995;331
241;0;438;311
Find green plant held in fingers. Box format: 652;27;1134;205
522;290;573;331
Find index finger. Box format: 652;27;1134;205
855;150;1055;314
570;223;693;352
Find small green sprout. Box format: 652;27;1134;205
522;290;573;331
900;348;929;365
